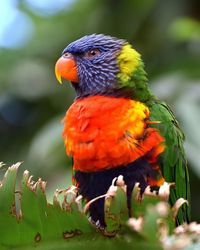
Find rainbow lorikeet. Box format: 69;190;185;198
55;34;190;227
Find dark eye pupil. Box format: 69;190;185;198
90;50;96;55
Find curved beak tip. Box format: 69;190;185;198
55;71;62;84
55;65;62;84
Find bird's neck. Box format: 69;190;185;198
74;64;154;102
74;84;153;102
117;63;154;103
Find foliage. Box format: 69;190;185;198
0;0;200;240
0;162;200;250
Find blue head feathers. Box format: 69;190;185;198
63;34;125;55
63;34;127;98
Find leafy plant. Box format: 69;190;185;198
0;162;199;250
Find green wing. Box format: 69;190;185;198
149;99;190;224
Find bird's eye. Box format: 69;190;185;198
63;52;71;58
84;49;101;59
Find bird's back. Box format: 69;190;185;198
149;99;190;224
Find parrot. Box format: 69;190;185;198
55;34;190;227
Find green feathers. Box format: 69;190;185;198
116;43;190;224
149;101;190;224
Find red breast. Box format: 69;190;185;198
62;95;165;173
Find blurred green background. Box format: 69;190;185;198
0;0;199;221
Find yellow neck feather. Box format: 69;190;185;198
117;44;141;82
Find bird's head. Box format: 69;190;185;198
55;34;148;99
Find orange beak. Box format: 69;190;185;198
55;56;79;84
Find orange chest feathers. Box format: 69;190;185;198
62;95;165;172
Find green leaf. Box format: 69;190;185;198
105;186;129;234
0;163;197;250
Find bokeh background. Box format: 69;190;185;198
0;0;200;220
